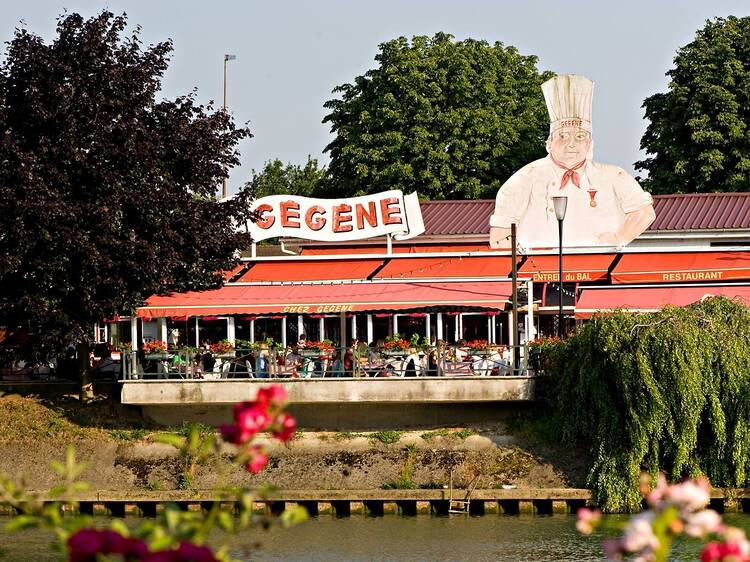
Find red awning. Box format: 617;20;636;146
237;259;384;282
611;251;750;284
575;284;750;318
374;256;512;279
518;254;615;283
137;280;511;318
301;244;491;255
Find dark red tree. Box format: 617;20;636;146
0;12;253;394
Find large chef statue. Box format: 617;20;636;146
489;74;655;250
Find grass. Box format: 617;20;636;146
332;431;365;441
370;430;403;445
109;428;151;441
382;444;417;489
420;428;477;441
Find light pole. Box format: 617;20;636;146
552;196;568;339
222;54;237;200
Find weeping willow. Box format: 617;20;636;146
553;297;750;512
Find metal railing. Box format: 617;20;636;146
120;344;536;381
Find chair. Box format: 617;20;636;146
245;360;255;379
221;361;232;379
156;361;169;379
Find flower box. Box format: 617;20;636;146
144;353;169;360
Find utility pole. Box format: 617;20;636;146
222;54;237;200
511;223;519;373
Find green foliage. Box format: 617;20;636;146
370;430;403;445
637;16;750;194
553;297;750;512
383;444;417;489
250;157;326;199
323;32;553;200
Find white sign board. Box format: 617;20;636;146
247;190;425;243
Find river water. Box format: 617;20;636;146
3;513;750;561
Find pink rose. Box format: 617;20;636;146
271;412;297;443
685;509;724;538
235;406;271;436
666;478;711;512
244;445;269;474
256;385;288;409
219;423;251;445
622;512;659;553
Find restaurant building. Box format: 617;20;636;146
104;192;750;350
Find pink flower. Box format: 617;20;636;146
621;512;659;553
219;423;252;445
68;529;148;562
244;445;269;474
271;412;297;443
645;474;668;508
575;507;601;535
256;385;287;409
666;477;710;512
686;509;724;538
235;406;271;436
723;527;750;558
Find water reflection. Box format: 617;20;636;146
3;514;750;562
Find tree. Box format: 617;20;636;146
637;16;750;194
250;157;325;198
322;32;553;200
0;12;254;396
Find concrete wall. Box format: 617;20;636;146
120;378;535;406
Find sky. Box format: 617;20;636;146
1;1;749;196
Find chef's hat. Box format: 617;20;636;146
542;75;593;134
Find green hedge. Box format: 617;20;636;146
551;296;750;512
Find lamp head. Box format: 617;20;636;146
552;196;568;221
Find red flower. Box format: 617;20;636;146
235;405;271;436
272;412;297;442
244;445;269;474
256;385;288;409
68;529;148;562
701;542;747;562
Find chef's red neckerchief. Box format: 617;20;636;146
550;156;585;189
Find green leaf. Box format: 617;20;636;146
280;505;309;527
5;515;38;532
154;434;185;449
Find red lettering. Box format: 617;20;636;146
355;201;378;230
380;197;402;225
255;204;275;229
280;200;301;228
333;203;353;233
305;206;326;231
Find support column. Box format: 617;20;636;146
508;310;516;368
340;312;346;354
130;317;138;348
194;317;200;347
367;314;373;344
109;322;118;345
490;316;496;344
487;316;492;343
454;315;459;342
297;315;304;339
319;317;325;340
393;314;399;336
436;313;443;341
250;319;255;343
351;315;357;340
227;317;236;344
425;313;431;342
281;316;287;348
157;318;167;343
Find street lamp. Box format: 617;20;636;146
222;54;237;199
552;196;568;339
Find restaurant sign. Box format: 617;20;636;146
246;190;425;243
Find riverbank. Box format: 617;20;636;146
0;393;588;493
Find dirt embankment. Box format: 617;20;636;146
0;395;589;492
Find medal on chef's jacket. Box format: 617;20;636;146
587;188;598;207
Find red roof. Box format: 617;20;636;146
576;284;750;318
420;200;495;236
650;192;750;231
518;254;615;283
415;193;750;237
137;280;512;317
238;260;383;282
611;251;750;284
374;256;512;279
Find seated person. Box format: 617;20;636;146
91;348;121;378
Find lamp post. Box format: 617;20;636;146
222;54;237;200
552;196;568;339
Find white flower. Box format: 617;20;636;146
622;512;660;553
666;478;710;512
685;509;723;537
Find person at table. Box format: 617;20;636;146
403;347;420;377
201;347;216;374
